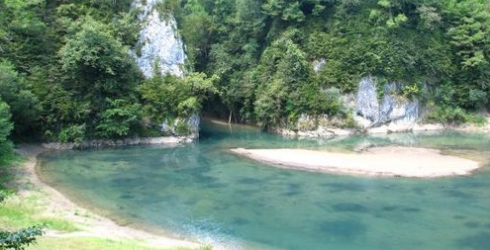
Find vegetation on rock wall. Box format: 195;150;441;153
174;0;489;128
0;0;488;145
0;0;215;145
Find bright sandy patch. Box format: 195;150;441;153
231;147;481;178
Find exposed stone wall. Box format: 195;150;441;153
354;76;420;133
160;114;200;135
131;0;185;78
275;76;424;137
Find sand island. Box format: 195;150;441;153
231;146;481;178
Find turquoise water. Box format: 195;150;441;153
39;122;490;250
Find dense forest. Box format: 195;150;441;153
0;0;489;160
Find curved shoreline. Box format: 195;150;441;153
231;147;481;178
15;144;201;249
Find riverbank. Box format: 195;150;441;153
10;144;205;250
274;115;490;138
41;134;198;150
231;146;481;178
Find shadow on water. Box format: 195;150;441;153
456;232;490;250
318;219;368;239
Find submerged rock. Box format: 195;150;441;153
132;0;185;78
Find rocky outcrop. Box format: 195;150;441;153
161;114;200;135
354;76;420;133
42;135;197;150
274;114;355;138
275;76;423;138
132;0;185;78
313;58;326;73
130;1;201;135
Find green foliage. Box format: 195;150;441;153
0;61;40;136
174;119;191;135
254;37;314;127
58;124;86;143
0;100;13;166
254;78;289;127
426;106;467;124
417;5;442;30
402;84;420;100
0;0;489;140
426;102;487;125
95;99;141;139
262;0;328;22
59;17;141;139
168;0;490;128
59;18;140;97
0;226;43;250
138;72;217;127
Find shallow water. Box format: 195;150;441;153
39;122;490;250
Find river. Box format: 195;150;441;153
38;121;490;250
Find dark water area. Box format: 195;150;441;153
39;121;490;250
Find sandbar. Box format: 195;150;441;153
231;146;480;178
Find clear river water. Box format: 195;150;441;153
38;121;490;250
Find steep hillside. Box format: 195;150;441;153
173;0;489;129
0;0;489;148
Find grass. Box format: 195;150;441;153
0;188;79;233
0;154;25;192
0;154;78;232
28;237;212;250
1;153;212;250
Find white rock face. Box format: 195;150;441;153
132;0;185;78
160;114;200;135
313;58;326;73
354;76;420;133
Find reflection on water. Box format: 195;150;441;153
39;121;490;250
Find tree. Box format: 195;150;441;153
262;0;329;22
96;99;141;139
0;99;13;165
417;5;442;30
138;72;217;127
254;37;313;127
59;18;140;101
59;17;141;138
180;0;215;70
0;60;40;136
447;0;490;109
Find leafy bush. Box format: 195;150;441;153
174;119;191;136
426;105;486;125
58;124;86;143
340;112;358;129
402;84;420;100
0;100;13;166
96;99;141;139
0;192;5;203
0;226;43;250
426;106;467;124
468;89;488;110
139;72;216;128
